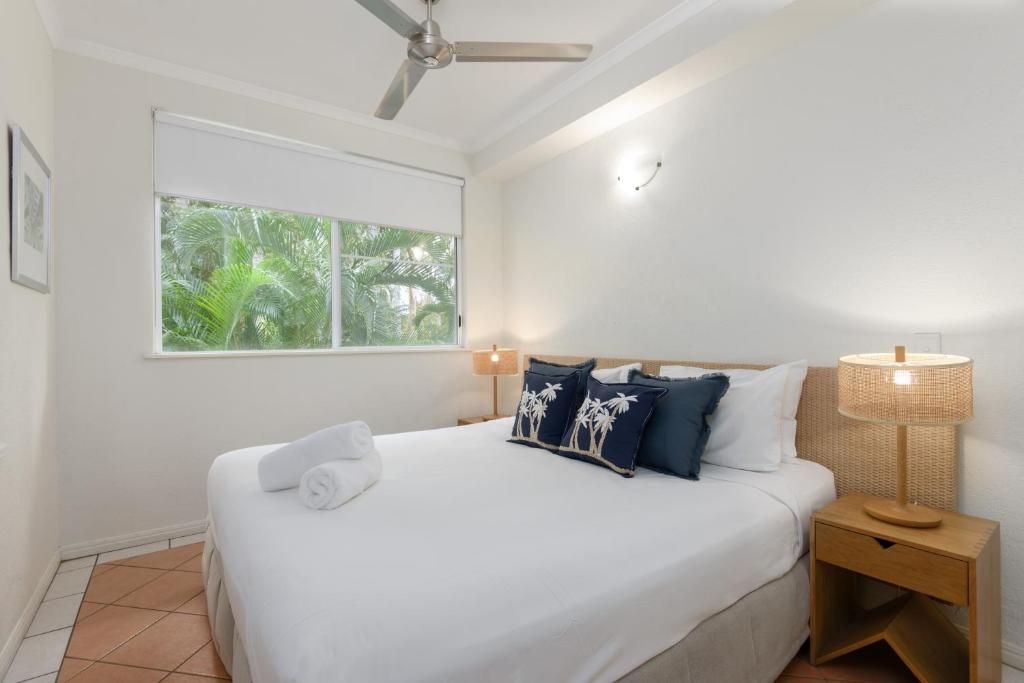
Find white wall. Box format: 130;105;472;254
0;0;59;667
54;53;503;548
503;0;1024;652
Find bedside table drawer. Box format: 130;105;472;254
815;522;968;605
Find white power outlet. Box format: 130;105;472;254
912;333;942;354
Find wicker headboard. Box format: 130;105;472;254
533;354;957;510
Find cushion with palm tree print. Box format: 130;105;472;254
627;370;731;480
509;369;583;452
528;357;596;410
557;377;667;477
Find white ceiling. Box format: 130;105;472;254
47;0;689;149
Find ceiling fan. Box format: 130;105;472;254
355;0;593;120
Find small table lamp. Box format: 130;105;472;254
473;345;519;419
838;345;973;528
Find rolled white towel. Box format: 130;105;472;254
299;450;382;510
258;421;374;492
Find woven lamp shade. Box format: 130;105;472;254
838;352;973;426
472;348;519;376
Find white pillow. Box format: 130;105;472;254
591;363;642;384
658;362;791;472
779;361;808;460
659;360;808;463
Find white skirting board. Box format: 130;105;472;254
1004;641;1024;672
952;623;1024;671
0;550;60;681
60;519;209;560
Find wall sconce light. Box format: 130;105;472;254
617;154;662;191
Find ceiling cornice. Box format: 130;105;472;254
58;37;471;151
35;0;868;176
465;0;722;153
33;0;732;160
34;0;469;153
33;0;64;47
473;0;878;181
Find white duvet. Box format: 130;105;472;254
207;418;834;683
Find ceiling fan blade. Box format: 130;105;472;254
451;42;592;63
354;0;422;39
375;60;428;120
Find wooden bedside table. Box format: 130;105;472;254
457;415;508;426
811;493;1001;683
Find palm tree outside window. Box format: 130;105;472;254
159;196;459;352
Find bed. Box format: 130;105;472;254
202;354;957;683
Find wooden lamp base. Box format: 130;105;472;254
863;498;942;528
870;377;943;529
491;375;499;419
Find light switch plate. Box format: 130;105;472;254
912;332;942;354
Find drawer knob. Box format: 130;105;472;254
873;537;896;550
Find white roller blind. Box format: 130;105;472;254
153;112;463;236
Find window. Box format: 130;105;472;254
152;113;464;353
158;196;459;352
339;223;457;347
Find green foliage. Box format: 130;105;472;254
338;222;456;347
160;197;457;351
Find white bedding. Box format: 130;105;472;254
207;418;835;683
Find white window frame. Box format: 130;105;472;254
152;193;464;357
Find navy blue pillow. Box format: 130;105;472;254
509;369;582;452
628;370;731;480
557;377;666;477
528;357;596;409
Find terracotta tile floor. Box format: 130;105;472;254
57;543;230;682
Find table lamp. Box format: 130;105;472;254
473;345;519;419
838;345;973;528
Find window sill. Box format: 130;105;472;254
145;345;468;360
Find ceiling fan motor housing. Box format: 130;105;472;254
408;20;452;68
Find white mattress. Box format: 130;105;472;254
207;418;835;683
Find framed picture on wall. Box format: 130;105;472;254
9;125;51;293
